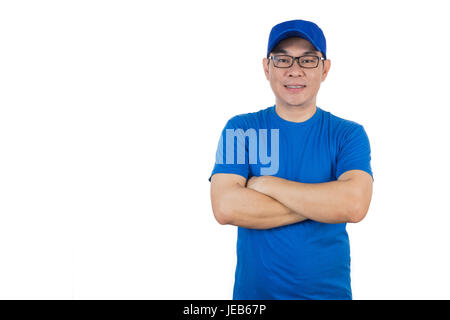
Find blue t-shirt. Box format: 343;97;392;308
209;105;373;300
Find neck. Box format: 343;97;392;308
274;101;317;123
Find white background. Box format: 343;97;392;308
1;0;449;299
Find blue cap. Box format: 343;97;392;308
267;19;327;58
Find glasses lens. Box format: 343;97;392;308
299;56;319;68
273;55;293;68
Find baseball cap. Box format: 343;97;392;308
267;19;327;59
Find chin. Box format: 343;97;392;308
275;92;308;106
280;98;310;108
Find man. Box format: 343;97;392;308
209;19;373;300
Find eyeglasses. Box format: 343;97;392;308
268;55;325;69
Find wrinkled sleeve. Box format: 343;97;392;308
336;124;373;181
208;118;250;182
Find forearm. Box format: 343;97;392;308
219;185;308;229
255;177;358;224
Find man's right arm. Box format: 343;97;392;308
210;173;308;229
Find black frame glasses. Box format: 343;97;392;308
268;55;326;69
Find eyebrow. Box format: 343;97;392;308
271;49;320;55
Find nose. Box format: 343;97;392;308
288;58;305;77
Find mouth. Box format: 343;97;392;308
284;84;306;92
284;85;306;89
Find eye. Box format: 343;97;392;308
300;58;315;63
275;57;288;63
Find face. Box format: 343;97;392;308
263;37;331;110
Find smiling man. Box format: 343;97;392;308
209;20;373;300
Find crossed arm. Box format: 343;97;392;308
210;170;373;229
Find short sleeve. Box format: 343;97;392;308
208;117;250;182
336;124;373;181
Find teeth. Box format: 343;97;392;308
286;85;304;88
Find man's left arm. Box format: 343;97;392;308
246;169;373;224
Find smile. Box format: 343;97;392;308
284;85;306;92
285;85;306;88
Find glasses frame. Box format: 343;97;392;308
268;54;326;69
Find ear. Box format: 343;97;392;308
320;59;331;82
262;57;270;80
